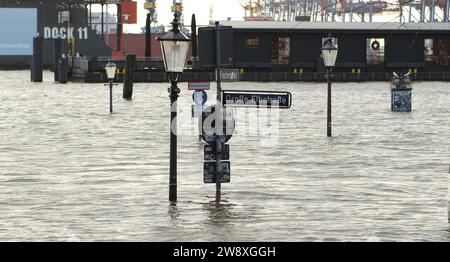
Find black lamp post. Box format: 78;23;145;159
321;33;338;137
158;13;191;203
105;60;117;113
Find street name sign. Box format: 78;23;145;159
219;69;240;82
222;90;292;109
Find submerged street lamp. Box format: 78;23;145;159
321;33;338;137
158;13;191;202
105;60;117;113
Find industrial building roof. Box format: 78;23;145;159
218;21;450;32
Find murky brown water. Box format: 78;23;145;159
0;70;449;241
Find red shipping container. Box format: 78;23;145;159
121;0;137;24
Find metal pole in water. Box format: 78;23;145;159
327;67;332;137
169;75;180;202
215;21;222;203
109;79;113;113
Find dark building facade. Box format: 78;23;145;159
199;21;450;80
0;0;111;68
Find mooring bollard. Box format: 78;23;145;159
53;38;62;82
31;35;43;82
58;55;68;84
391;73;412;112
123;54;136;100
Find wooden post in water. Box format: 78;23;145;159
145;13;152;57
53;38;62;82
31;35;43;82
58;54;68;84
123;54;136;100
191;14;198;59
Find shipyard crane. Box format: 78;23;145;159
395;0;450;22
143;0;158;57
237;0;264;18
171;0;184;25
338;1;388;22
144;0;158;27
237;0;394;22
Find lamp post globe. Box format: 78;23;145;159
322;34;338;68
105;60;117;81
158;13;191;74
105;60;116;113
158;13;191;203
321;33;338;68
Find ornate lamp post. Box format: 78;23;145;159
105;60;117;113
158;13;191;202
321;33;338;137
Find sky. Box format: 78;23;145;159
100;0;440;33
110;0;245;33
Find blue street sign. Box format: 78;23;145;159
193;90;207;105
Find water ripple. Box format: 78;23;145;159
0;71;449;241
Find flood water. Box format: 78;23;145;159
0;70;449;242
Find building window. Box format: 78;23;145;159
58;11;70;24
245;38;259;48
425;38;450;65
271;37;290;65
366;38;385;65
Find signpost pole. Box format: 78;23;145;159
215;21;222;203
215;22;222;101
